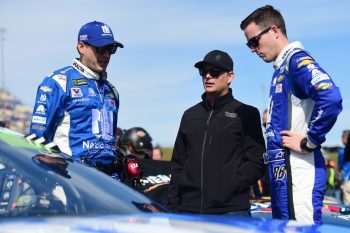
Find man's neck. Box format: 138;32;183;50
206;96;214;107
205;89;229;107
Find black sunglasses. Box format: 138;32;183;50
246;27;272;49
85;43;118;55
199;67;227;77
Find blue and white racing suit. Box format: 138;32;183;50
264;41;342;224
30;59;119;166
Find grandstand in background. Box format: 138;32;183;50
0;89;32;134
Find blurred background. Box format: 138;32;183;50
1;0;349;160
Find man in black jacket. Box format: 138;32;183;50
167;50;265;216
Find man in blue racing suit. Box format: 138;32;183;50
30;21;124;170
241;6;342;224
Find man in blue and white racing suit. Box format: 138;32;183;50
241;6;342;224
30;21;124;171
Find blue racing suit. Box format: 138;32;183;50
30;59;119;166
264;41;342;224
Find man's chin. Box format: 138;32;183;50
205;90;221;97
92;66;106;73
205;88;215;93
261;56;273;63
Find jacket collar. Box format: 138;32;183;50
72;59;107;80
273;41;304;70
201;88;234;109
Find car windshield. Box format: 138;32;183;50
0;129;165;217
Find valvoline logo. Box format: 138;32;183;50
71;88;83;98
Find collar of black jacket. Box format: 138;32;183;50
201;88;234;109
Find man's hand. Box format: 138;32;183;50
280;130;307;154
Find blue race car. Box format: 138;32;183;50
0;127;349;232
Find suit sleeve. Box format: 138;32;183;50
30;75;66;142
237;106;266;188
288;52;343;146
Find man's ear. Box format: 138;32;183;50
228;71;234;84
77;42;85;55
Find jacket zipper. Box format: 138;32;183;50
200;109;213;213
95;80;105;138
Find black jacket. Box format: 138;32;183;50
168;89;265;213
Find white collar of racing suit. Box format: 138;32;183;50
71;59;107;81
273;41;304;70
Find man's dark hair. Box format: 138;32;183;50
240;5;287;37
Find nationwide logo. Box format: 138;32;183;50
71;88;83;98
40;86;52;92
82;140;113;150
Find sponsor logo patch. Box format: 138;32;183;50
296;56;313;62
311;69;324;78
311;74;330;85
109;99;116;107
55;74;67;81
79;34;87;41
71;88;83;98
141;175;171;185
72;98;90;103
88;88;96;96
32;116;46;124
224;111;237;118
275;84;283;93
31;125;46;131
136;130;146;137
40;86;52;92
72;61;84;73
101;25;111;34
315;82;333;91
297;59;314;69
35;105;46;115
307;64;316;71
277;75;284;82
273;165;287;181
73;78;88;86
39;94;47;102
